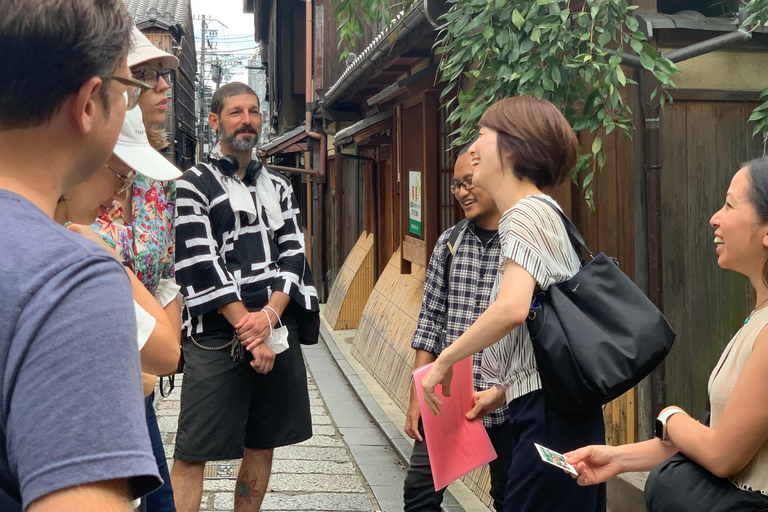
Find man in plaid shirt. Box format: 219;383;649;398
403;146;513;511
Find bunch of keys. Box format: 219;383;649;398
230;332;245;362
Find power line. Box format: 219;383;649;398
194;32;252;37
204;47;258;53
194;37;254;43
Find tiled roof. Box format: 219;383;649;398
334;110;392;147
323;2;424;106
259;124;307;154
123;0;190;27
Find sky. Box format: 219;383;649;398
190;0;258;85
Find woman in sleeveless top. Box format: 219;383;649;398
566;157;768;511
421;96;606;512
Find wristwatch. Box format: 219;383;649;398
655;407;686;445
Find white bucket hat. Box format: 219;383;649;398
128;27;179;70
113;108;182;181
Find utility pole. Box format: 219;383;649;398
193;14;229;160
197;14;206;160
212;60;222;90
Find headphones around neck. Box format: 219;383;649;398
209;155;262;184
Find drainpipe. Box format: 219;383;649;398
638;69;664;424
258;0;327;299
305;0;326;300
664;29;752;63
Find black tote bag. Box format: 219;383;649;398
526;197;675;413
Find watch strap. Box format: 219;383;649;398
658;407;686;424
657;407;687;444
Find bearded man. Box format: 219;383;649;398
171;82;318;512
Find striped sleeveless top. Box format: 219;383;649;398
480;195;580;404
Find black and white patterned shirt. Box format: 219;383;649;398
411;222;508;428
174;162;318;337
481;195;580;404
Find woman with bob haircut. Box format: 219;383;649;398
421;96;606;512
566;157;768;512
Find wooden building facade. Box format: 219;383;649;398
250;0;767;506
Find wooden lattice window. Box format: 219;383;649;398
438;104;464;233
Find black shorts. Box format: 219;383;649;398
173;308;311;461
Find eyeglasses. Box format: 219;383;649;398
132;68;173;89
108;76;150;110
450;177;475;194
106;164;138;195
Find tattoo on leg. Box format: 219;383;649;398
235;471;263;507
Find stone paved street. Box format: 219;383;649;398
155;354;383;512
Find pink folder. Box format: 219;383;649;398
413;357;498;490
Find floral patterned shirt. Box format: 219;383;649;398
92;175;176;295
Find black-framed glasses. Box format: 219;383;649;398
450;177;475;194
106;164;138;195
108;76;150;110
132;68;173;89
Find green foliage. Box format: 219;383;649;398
435;0;681;210
334;0;404;60
333;0;768;207
741;0;768;150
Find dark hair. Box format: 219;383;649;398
211;82;260;116
0;0;133;130
457;140;474;157
479;96;578;190
744;156;768;286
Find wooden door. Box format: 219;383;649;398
375;146;399;278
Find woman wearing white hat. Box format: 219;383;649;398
60;104;183;512
128;27;180;151
55;107;183;376
91;27;183;512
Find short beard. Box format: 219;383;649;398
219;126;258;152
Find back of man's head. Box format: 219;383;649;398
210;82;259;117
0;0;133;131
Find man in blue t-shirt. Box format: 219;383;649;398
0;1;162;510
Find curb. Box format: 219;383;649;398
318;322;413;464
318;322;466;511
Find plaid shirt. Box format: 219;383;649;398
411;222;508;427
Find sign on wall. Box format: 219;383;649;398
409;170;422;237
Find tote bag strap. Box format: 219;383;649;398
529;196;592;267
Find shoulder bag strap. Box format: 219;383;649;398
529;196;591;267
443;218;469;292
440;219;469;336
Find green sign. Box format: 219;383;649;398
409;170;422;237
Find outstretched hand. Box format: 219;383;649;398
421;359;453;416
564;445;622;486
465;386;506;420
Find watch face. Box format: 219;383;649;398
654;419;664;439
